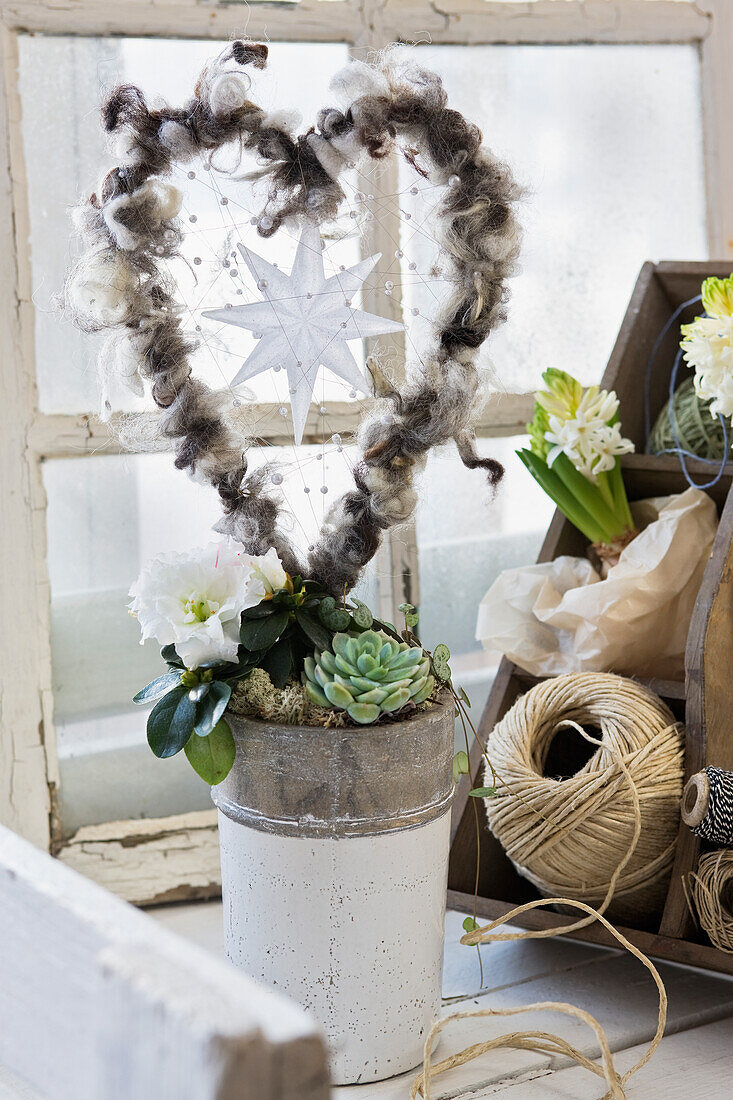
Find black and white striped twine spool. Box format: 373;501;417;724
682;766;733;846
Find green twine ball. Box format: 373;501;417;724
648;376;731;460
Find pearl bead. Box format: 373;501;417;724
409;262;417;271
304;486;311;494
259;215;274;231
410;186;419;195
384;280;394;291
220;196;228;205
320;485;328;494
187;170;196;179
332;433;342;445
271;472;283;485
189;214;197;223
411;307;419;316
448;174;460;187
395;249;403;259
258;279;268;290
278;406;289;417
193;256;202;265
319;406;327;415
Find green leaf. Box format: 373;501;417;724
452;750;469;782
147;687;196;758
295;608;334;651
469;787;497;798
458;685;472;708
160;644;184;668
241;601;277;621
433;642;452;683
217;652;264;681
517;449;606;544
350;599;373;630
317;596;351;632
184;718;236;785
462;916;479;933
240;607;290;651
133;671;182;705
262;637;292;688
194;681;231;737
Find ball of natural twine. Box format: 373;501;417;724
648;376;730;460
684;850;733;952
484;673;685;924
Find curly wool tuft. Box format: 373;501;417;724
64;43;522;593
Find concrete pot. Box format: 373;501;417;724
212;699;455;1085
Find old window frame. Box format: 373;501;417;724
0;0;727;904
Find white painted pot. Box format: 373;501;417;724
212;701;455;1085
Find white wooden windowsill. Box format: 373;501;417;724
147;902;733;1099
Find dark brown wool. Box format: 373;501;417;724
65;44;522;594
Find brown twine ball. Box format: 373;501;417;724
484;673;685;924
684;849;733;952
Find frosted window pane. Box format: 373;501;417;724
397;44;706;393
415;438;555;719
18;36;353;414
45;448;376;832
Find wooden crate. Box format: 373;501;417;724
448;261;733;975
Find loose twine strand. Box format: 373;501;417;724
411;689;678;1099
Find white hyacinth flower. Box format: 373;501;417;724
588;423;635;475
129;541;287;670
682;315;733;419
545;386;633;480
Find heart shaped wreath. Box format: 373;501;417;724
65;42;521;596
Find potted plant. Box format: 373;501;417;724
130;542;455;1081
65;41;521;1083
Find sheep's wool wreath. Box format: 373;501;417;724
65;42;522;593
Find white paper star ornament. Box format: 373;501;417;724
201;221;404;444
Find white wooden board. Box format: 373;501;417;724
0;825;329;1100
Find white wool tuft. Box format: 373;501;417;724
329;59;390;108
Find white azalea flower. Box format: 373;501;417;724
245;546;290;603
129;541;266;670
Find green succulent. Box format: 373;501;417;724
302;630;435;724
